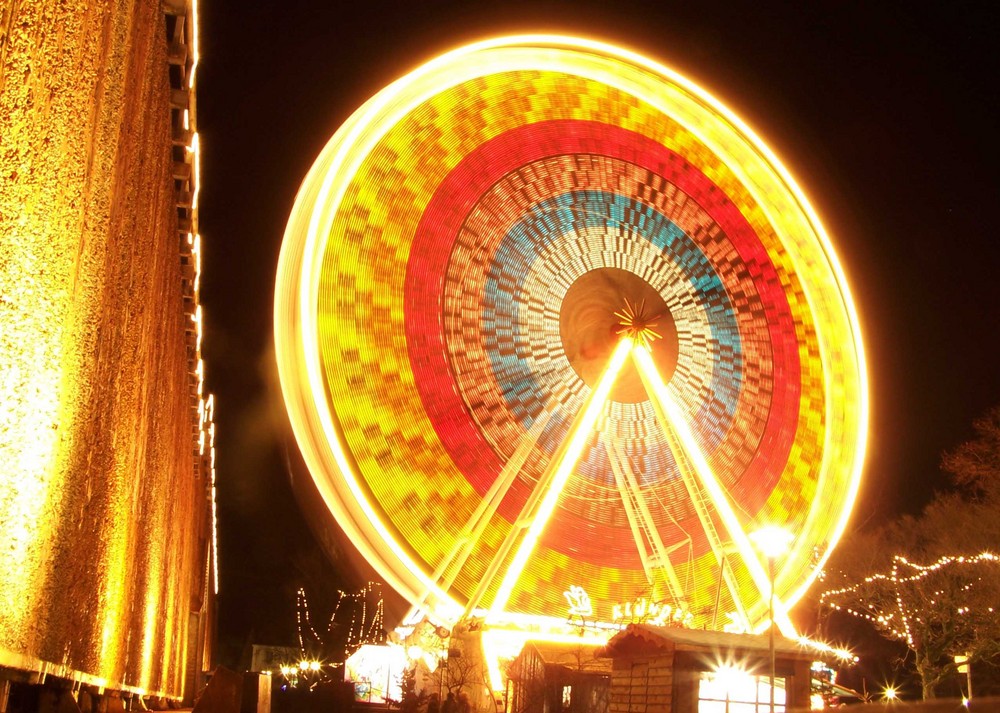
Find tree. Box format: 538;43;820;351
820;405;1000;700
434;644;483;697
399;665;426;713
822;547;1000;699
941;407;1000;504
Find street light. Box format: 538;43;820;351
750;526;794;712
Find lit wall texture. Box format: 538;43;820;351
0;0;212;700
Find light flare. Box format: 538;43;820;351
632;344;796;636
488;337;633;617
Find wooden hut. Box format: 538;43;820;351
600;624;818;712
508;641;612;713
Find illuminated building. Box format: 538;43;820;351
0;0;214;706
274;34;867;692
600;625;819;712
508;642;611;713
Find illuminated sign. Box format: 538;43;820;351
612;597;693;628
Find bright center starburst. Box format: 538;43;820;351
614;298;662;348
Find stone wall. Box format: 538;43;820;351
0;0;208;700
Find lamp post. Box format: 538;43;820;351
750;526;794;712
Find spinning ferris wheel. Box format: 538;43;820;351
274;36;868;635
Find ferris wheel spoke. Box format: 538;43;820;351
477;338;634;620
405;402;558;621
632;345;797;636
631;349;750;630
606;439;686;607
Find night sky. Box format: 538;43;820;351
195;1;1000;663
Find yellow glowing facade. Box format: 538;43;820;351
276;36;867;633
0;0;213;701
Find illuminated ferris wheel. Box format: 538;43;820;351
274;36;868;634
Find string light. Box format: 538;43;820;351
820;552;1000;647
167;0;218;601
296;581;386;662
796;636;857;663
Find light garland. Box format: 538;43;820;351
820;552;1000;647
167;0;217;601
296;581;386;661
796;636;857;664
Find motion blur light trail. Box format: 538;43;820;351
486;337;633;619
633;343;795;636
274;35;868;630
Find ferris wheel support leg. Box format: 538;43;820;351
606;442;657;584
606;440;687;607
632;345;797;637
408;403;557;622
475;338;633;621
632;349;750;630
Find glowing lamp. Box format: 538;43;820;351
713;664;753;691
750;525;793;713
750;526;795;559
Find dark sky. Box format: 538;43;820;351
196;1;1000;661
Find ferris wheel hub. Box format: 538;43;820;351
559;267;678;403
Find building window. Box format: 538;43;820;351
698;667;785;712
561;685;572;709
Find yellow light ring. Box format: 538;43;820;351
317;71;812;587
275;35;867;626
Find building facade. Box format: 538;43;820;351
509;642;611;713
601;625;815;713
0;0;214;705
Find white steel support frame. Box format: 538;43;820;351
471;338;634;619
632;344;796;636
462;404;588;616
629;353;751;628
407;403;557;621
428;335;794;637
606;440;687;608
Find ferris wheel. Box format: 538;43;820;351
274;36;868;634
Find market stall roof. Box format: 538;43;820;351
601;624;818;660
517;641;612;675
